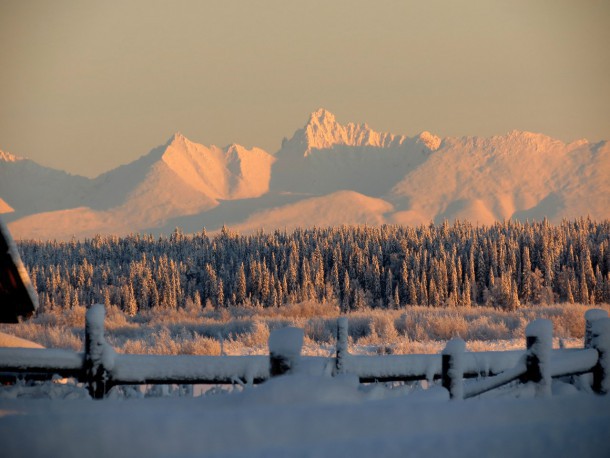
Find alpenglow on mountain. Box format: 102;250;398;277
1;109;608;240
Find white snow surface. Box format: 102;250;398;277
86;304;116;371
525;318;553;340
585;309;609;322
268;327;304;358
343;349;524;381
443;338;466;400
0;374;608;457
112;354;269;384
4;109;609;240
525;319;553;397
443;337;466;356
0;332;44;349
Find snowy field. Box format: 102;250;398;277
1;306;609;457
1;375;609;457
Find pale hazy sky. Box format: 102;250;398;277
1;0;609;177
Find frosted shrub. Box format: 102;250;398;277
393;339;445;355
551;303;587;338
218;308;232;323
149;328;182;355
5;301;608;355
265;319;294;332
34;306;87;328
119;331;221;356
3;323;82;350
347;316;372;339
147;306;196;325
503;315;526;334
397;312;429;341
182;334;221;356
370;313;399;342
301;336;334;356
41;326;83;350
241;320;269;348
269;300;339;319
466;316;509;340
221;319;254;339
305;318;335;343
354;314;400;353
177;322;226;340
120;339;149;354
428;313;468;340
394;314;409;335
104;305;131;329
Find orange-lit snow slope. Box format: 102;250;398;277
1;109;608;239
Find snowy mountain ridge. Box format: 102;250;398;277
0;150;23;163
158;132;274;200
282;108;441;157
1;109;608;240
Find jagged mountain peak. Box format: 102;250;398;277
503;129;554;142
3;109;608;240
162;135;261;161
0;150;23;163
417;131;441;151
225;143;247;155
166;131;193;147
282;109;439;156
308;108;337;125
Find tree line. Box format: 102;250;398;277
17;219;610;315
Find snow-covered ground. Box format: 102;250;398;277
0;332;44;349
1;314;608;457
0;374;608;457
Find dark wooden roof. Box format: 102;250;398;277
0;219;38;322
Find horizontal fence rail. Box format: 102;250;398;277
1;305;609;399
344;350;525;383
112;355;269;385
0;348;84;379
464;361;527;399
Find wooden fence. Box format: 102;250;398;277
0;305;608;399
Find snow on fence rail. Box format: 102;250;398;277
0;305;609;399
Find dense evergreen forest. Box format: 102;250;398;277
17;219;610;315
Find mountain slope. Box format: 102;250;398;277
2;134;275;239
390;132;610;223
0;150;90;221
0;197;13;214
230;191;394;234
160;133;274;200
2;109;609;240
271;109;439;196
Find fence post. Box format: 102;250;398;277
591;317;610;395
522;319;552;398
268;327;304;377
84;304;111;399
336;317;348;375
585;309;609;348
442;338;465;400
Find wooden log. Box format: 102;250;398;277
268;327;303;377
84;304;111;399
442;338;465;400
336;317;348;375
522;319;552;397
464;360;527;399
591;317;610;395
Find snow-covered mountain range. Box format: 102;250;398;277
1;109;608;240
